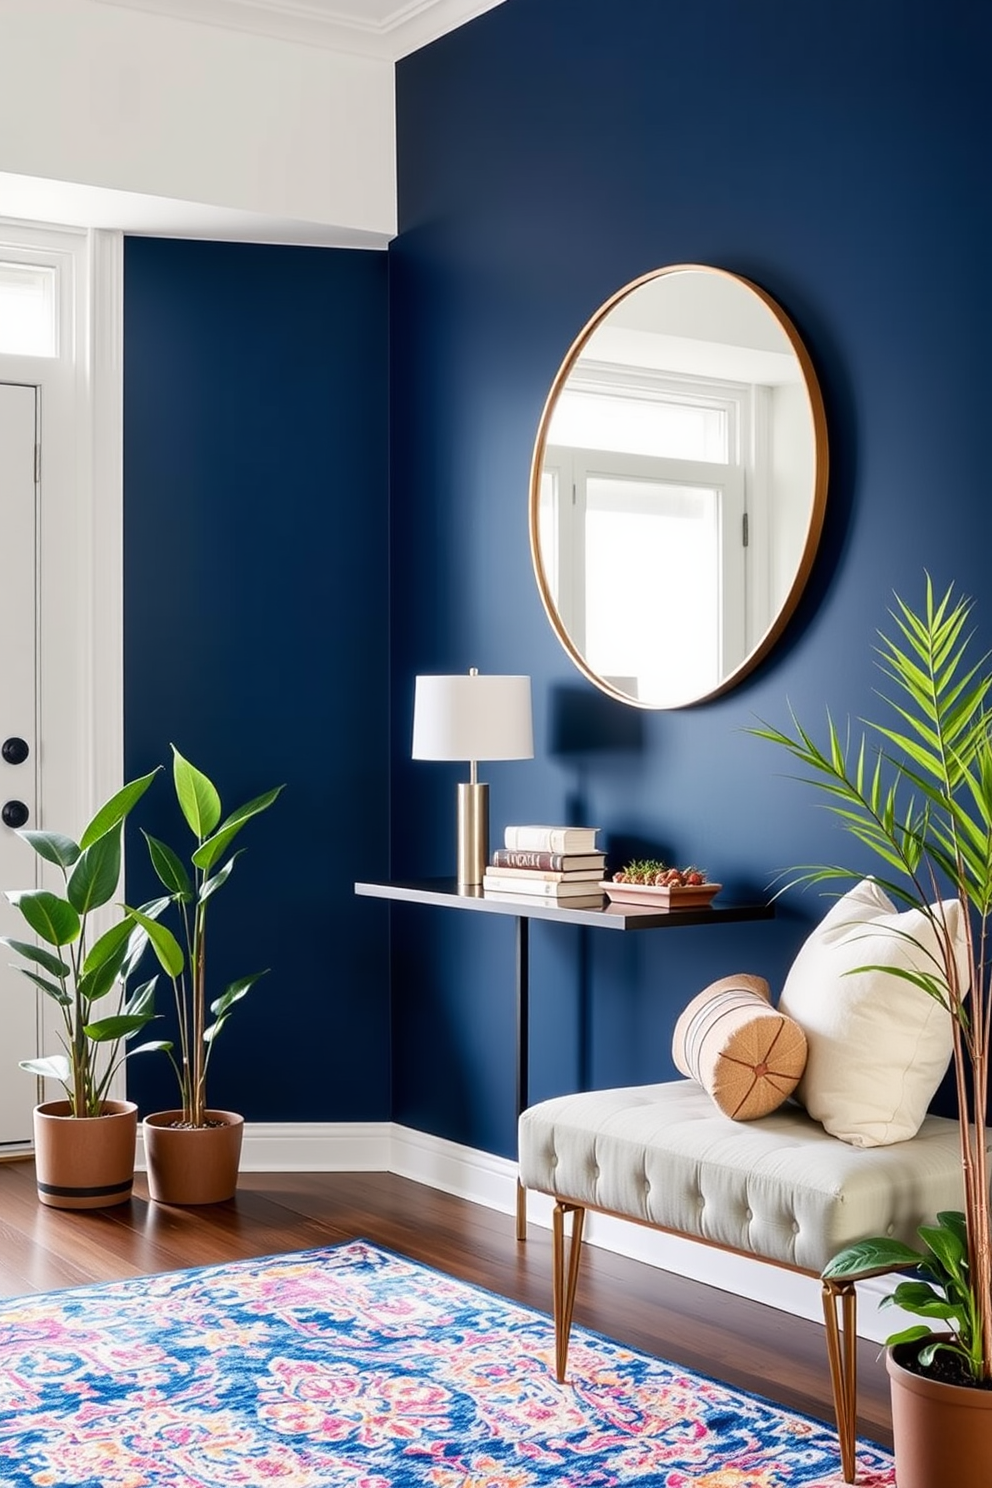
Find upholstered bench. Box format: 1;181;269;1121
518;1079;965;1483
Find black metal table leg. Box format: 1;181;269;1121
515;914;529;1240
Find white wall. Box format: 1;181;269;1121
0;0;396;246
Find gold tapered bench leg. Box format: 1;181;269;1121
516;1178;527;1241
552;1200;585;1381
822;1277;858;1484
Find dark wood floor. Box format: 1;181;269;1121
0;1158;892;1450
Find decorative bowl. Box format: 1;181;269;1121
600;880;722;908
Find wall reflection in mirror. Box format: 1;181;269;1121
529;265;828;708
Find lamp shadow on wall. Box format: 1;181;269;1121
548;683;645;821
548;684;647;1092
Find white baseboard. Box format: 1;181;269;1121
135;1118;898;1344
134;1121;392;1174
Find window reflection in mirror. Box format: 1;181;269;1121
530;266;828;709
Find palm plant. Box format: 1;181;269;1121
126;747;282;1128
1;771;166;1117
752;576;991;1384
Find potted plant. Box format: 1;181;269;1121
753;577;991;1487
1;770;166;1208
127;746;282;1205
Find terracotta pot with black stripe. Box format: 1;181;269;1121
33;1099;138;1209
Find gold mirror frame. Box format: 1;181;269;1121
529;264;829;708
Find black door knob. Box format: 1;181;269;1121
2;801;29;829
2;737;29;765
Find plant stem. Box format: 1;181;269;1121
192;903;206;1127
71;936;87;1116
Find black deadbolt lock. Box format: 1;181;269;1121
2;737;29;765
2;800;29;829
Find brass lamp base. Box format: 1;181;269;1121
457;781;489;888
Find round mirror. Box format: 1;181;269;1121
529;265;828;708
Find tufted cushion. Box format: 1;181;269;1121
780;879;967;1148
672;973;807;1120
518;1079;966;1272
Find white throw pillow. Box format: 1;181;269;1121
779;878;967;1147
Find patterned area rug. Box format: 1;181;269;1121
0;1240;894;1486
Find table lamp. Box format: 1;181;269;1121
412;669;534;887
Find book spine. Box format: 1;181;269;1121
503;827;598;852
483;874;601;898
482;890;606;907
485;867;592;882
492;849;599;871
484;875;561;896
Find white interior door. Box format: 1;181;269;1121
0;382;40;1149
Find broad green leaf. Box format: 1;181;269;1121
142;830;193;900
138;895;172;917
822;1237;923;1281
19;1054;70;1082
209;970;267;1020
172;747;221;839
79;768;160;850
124;906;185;978
120;897;170;980
884;1323;936;1350
935;1211;968;1247
82;919;133;977
198;853;242;904
192;785;283;873
0;937;70;979
124;977;158;1019
67;827;122;915
886;1281;959;1319
77;937;129;1003
17;830;80;870
15;968;71;1005
919;1221;967;1279
84;1013;157;1042
6;890;80;947
918;1338;973;1372
122;1039;172;1057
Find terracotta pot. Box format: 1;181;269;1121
887;1337;992;1488
142;1110;244;1205
33;1099;138;1209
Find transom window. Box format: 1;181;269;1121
548;368;735;464
0;261;59;358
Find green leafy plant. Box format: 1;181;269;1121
822;1210;983;1381
1;772;168;1117
126;747;283;1128
752;576;991;1384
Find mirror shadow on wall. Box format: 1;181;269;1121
530;265;829;709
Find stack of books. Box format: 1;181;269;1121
483;826;606;907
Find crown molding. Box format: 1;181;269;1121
92;0;506;59
0;173;393;250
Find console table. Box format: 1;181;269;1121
354;878;774;1235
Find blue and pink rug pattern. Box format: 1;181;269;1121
0;1240;895;1486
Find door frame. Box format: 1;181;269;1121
0;219;124;1120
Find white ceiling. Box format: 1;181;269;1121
94;0;508;60
1;0;505;245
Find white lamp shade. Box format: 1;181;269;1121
412;673;534;762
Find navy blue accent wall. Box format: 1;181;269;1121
389;0;992;1156
123;237;390;1121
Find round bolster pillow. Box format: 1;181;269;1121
672;973;808;1121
